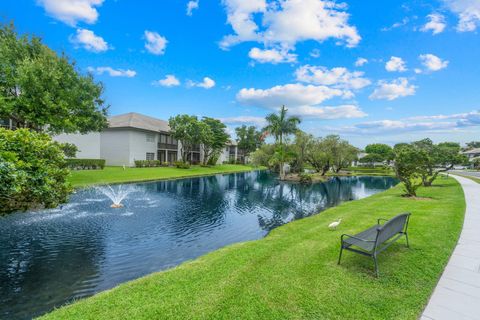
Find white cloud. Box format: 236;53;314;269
237;83;344;109
186;0;199;16
385;56;407;72
381;17;409;31
421;14;447;35
369;78;417;101
152;75;181;87
295;65;371;90
88;66;136;77
144;31;168;55
220;0;360;50
290;105;367;119
444;0;480;32
355;57;368;67
335;110;480;135
310;49;321;58
69;28;109;52
248;47;297;64
188;77;216;89
419;54;449;72
220;116;267;126
37;0;103;26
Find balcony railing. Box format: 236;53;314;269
158;143;178;150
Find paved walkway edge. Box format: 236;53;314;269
421;175;480;320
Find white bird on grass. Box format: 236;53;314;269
328;218;342;230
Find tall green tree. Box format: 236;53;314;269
412;138;467;186
0;23;108;134
305;137;331;175
169;115;207;163
235;125;263;163
291;131;313;173
364;143;394;163
394;146;429;197
201;117;230;165
263;106;301;179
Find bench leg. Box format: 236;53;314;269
338;246;344;265
405;233;410;248
373;255;379;277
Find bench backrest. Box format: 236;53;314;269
376;213;410;245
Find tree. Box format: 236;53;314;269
394;146;429;197
235;125;264;163
327;135;358;173
200;117;230;165
465;141;480;150
305;137;331;175
0;23;108;134
168;115;206;163
0;128;71;214
359;153;384;166
263;106;301;179
412;139;467;186
364;143;394;163
291;131;313;173
250;144;276;168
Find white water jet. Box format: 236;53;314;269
95;185;136;208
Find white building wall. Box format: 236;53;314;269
128;130;158;165
53;132;101;159
100;129;131;166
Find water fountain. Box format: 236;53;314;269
95;185;136;208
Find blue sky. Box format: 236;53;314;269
1;0;480;147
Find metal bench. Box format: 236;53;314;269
338;213;411;277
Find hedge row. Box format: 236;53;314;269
66;159;106;170
134;160;170;168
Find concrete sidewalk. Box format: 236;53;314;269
422;175;480;320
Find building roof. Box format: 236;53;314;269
108;112;170;132
463;148;480;154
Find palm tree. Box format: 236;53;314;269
263;105;301;180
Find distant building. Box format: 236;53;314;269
54;112;238;167
463;148;480;162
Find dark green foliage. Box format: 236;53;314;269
0;128;71;214
393;145;428;197
174;161;191;169
235;125;264;163
364;143;394;163
201;117;230;165
359;153;384;166
58;142;78;158
0;23;108;134
66;159;106;170
298;173;313;184
133;160;162;168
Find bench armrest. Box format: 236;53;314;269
377;218;389;225
341;234;376;243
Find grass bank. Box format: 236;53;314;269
42;176;464;319
68;164;262;187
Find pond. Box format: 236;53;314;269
0;171;398;319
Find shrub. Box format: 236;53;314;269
66;158;105;170
134;160;161;168
298;173;313;184
0;128;72;214
174;161;191;169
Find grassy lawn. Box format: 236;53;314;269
68;164;262;187
341;166;395;176
452;173;480;184
42;177;465;320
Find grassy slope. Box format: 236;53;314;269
42;177;465;320
68;165;261;187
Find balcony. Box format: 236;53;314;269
158;143;178;150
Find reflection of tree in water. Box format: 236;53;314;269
149;175;230;237
0;219;107;319
255;176;397;232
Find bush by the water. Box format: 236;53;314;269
134;160;163;168
0;128;72;214
298;173;313;184
66;158;106;170
174;161;191;169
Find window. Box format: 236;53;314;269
159;134;167;143
146;152;155;160
146;133;155;142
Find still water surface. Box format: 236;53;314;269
0;171;398;319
